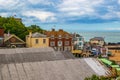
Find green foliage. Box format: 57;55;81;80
84;75;111;80
27;25;45;33
0;16;45;40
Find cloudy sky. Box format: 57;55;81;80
0;0;120;32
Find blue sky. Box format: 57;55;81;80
0;0;120;32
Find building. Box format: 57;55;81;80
26;32;49;48
106;44;120;64
4;34;25;48
0;47;114;80
90;37;105;47
0;28;4;47
45;29;72;51
72;33;84;50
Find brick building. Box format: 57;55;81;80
0;28;4;46
45;29;72;51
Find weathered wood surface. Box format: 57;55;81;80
0;47;75;64
0;48;112;80
0;58;112;80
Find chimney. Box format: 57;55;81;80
29;31;32;37
52;28;55;31
59;29;63;32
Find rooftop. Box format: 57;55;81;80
45;29;72;38
0;47;113;80
0;47;75;63
31;32;47;38
0;57;112;80
90;37;104;41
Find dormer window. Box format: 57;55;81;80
51;35;54;39
59;35;61;37
58;35;62;39
65;34;69;39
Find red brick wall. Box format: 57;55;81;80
49;38;72;47
0;28;4;37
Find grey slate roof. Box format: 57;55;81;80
32;32;47;38
90;37;104;41
0;47;75;64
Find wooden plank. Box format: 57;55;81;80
55;60;75;80
63;59;82;80
37;62;49;80
16;63;28;80
1;64;11;80
39;61;57;80
23;63;34;80
8;64;19;80
45;61;62;80
0;64;4;80
29;62;44;80
46;60;70;80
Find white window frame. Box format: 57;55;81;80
58;41;62;46
65;41;69;46
50;41;55;46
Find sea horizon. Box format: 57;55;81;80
67;30;120;43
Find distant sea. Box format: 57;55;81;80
77;31;120;43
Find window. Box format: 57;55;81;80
35;39;39;44
50;41;55;46
79;38;82;41
58;35;62;39
43;39;46;44
65;41;69;46
58;41;62;46
79;42;82;46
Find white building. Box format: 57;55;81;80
72;33;84;50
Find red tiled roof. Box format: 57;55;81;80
45;29;72;37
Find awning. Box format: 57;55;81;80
116;68;120;71
99;58;112;65
111;65;119;68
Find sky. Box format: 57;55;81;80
0;0;120;32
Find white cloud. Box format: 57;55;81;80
28;0;54;5
100;11;120;20
106;28;120;30
22;10;56;22
116;12;120;18
0;13;8;17
0;0;20;9
118;0;120;4
58;0;104;16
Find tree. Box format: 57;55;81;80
27;25;45;33
0;17;45;41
